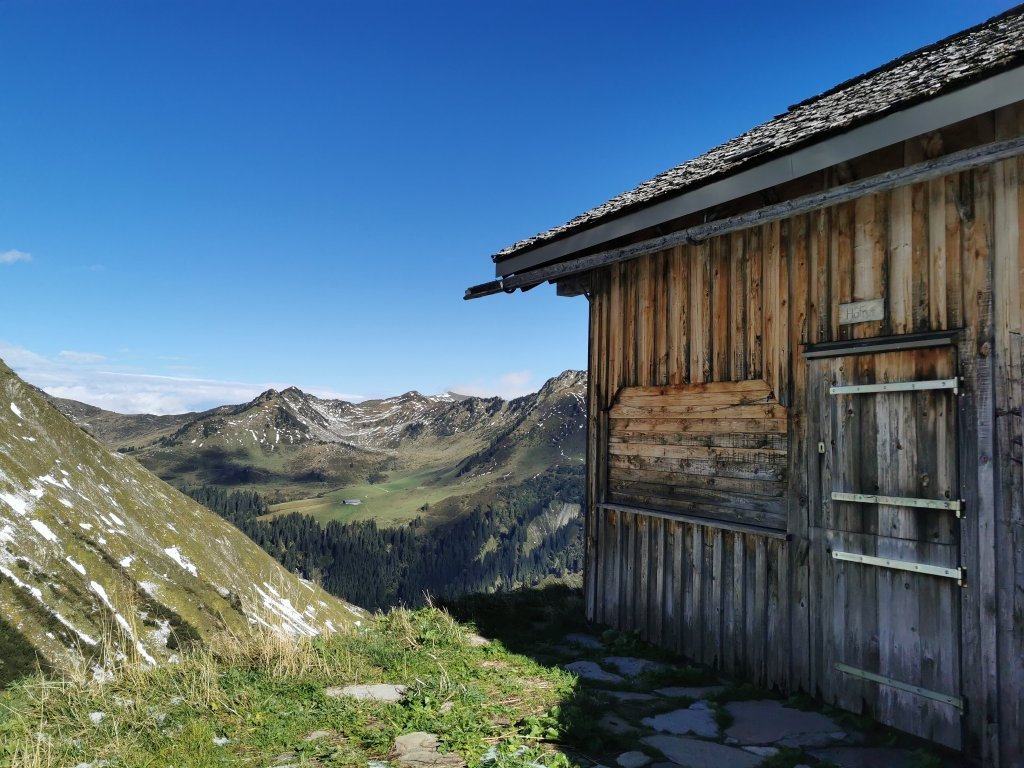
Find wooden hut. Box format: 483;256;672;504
466;8;1024;764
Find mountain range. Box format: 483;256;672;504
49;370;588;529
0;360;365;686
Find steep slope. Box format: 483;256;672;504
0;360;365;684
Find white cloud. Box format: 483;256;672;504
58;350;106;364
0;342;364;415
449;370;537;400
0;250;31;265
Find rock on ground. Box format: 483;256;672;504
324;683;408;703
391;732;465;768
724;699;842;746
641;735;763;768
563;660;626;683
641;702;718;737
615;751;652;768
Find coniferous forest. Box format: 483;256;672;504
183;467;584;610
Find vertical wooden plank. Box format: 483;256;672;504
789;211;811;694
654;252;670;386
835;201;855;341
637;255;655;387
777;219;792;404
754;538;768;687
993;124;1023;763
747;227;764;380
768;537;789;691
928;178;949;330
638;513;650;638
945;176;964;330
889;185;913;335
671;523;684;653
684;525;703;659
623;511;637;632
652;516;665;646
691;243;712;383
713;237;731;381
810;207;831;344
730;533;746;677
731;232;748;380
669;246;690;385
704;528;723;668
609;264;624;397
626;262;639;387
911;181;931;332
585;286;601;622
763;221;781;395
958;165;999;762
608;508;621;630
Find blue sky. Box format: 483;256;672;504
0;0;1010;413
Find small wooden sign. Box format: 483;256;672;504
839;298;885;325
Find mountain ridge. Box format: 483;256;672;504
48;371;588;528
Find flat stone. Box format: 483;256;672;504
807;746;917;768
598;713;638;736
641;702;718;738
392;732;465;768
600;690;658;702
603;656;669;677
564;660;626;683
654;686;726;699
325;683;408;703
304;730;333;741
641;735;763;768
564;633;605;649
616;752;651;768
741;746;780;757
724;699;841;745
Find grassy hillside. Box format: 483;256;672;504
0;359;365;683
0;605;580;768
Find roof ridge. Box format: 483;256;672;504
786;3;1024;112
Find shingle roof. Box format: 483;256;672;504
493;5;1024;264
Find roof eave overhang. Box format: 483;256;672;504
494;63;1024;281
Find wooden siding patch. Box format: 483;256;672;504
839;298;886;325
607;380;789;530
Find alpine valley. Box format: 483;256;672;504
0;360;366;686
49;371;588;610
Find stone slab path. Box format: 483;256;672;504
550;632;955;768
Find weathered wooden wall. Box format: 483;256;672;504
583;103;1024;765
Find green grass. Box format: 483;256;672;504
262;439;574;529
264;465;478;527
0;607;581;768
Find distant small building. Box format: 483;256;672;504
343;499;362;506
467;9;1024;764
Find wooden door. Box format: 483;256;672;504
811;344;963;748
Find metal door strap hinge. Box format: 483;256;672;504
829;377;959;396
831;492;961;513
832;550;966;586
834;663;964;710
